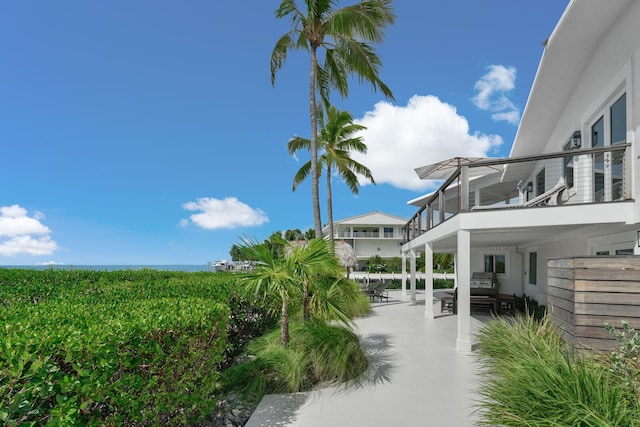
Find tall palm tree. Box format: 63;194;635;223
271;0;395;239
289;106;375;245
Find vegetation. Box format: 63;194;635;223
474;313;640;426
227;237;371;402
0;268;276;426
270;0;395;238
364;253;454;273
223;321;368;401
289;106;375;247
383;278;454;290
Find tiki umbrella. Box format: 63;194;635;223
334;241;358;278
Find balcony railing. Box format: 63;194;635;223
403;144;632;243
335;231;403;239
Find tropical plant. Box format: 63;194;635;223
289;106;375;246
474;313;639;426
239;238;300;346
284;228;304;241
239;237;357;345
270;0;395;238
304;227;316;240
287;237;344;322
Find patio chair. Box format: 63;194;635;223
371;281;391;303
471;177;566;210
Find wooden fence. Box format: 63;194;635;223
547;256;640;351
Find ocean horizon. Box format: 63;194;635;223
0;265;213;272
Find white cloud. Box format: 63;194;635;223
0;204;59;256
181;197;269;230
0;235;59;256
472;64;520;124
352;95;503;192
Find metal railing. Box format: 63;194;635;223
335;231;403;239
403;144;632;243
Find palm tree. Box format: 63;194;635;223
240;237;346;345
284;228;304;241
304;228;316;240
287;238;342;322
271;0;395;239
240;238;299;346
289;106;375;245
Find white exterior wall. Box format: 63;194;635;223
353;239;401;259
542;2;639;211
470;246;523;296
518;237;586;305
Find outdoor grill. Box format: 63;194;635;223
470;272;496;289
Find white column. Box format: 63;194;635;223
401;251;407;296
456;229;472;352
424;242;434;319
410;249;417;305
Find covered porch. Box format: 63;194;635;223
400;202;635;352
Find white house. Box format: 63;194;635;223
324;211;407;270
402;0;640;352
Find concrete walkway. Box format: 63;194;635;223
246;290;487;427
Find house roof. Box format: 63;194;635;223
329;211;408;227
510;0;633;158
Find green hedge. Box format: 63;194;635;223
0;269;237;426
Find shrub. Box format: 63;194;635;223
0;269;235;426
385;278;454;290
605;321;640;406
222;321;368;402
474;313;639;426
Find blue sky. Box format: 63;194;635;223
0;1;570;266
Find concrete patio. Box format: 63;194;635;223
246;289;488;427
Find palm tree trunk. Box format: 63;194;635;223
280;297;289;346
302;280;309;322
309;47;322;239
326;164;335;254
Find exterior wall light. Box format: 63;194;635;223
571;130;582;149
526;182;534;193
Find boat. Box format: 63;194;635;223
209;260;230;272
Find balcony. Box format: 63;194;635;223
403;144;632;243
335;231;403;239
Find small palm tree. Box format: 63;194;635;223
240;237;347;345
271;0;395;239
289;106;375;246
287;238;342;322
240;238;300;346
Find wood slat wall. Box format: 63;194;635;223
547;256;640;351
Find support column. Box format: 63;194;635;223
456;229;472;352
401;251;407;296
424;242;434;319
410;249;417;305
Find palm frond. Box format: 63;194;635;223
288;136;312;154
292;160;312;191
270;33;296;85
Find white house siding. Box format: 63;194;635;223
353;239;401;259
539;1;640;213
470;246;523;297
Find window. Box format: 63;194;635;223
562;141;575;188
484;254;505;274
611;93;626;145
592;116;605;202
528;252;537;285
384;227;394;238
591;92;626;202
536;169;545;197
